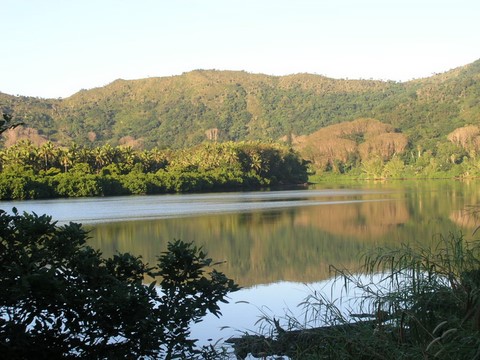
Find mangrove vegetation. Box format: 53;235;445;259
0;140;308;200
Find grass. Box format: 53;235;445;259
233;233;480;359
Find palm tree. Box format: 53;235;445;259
118;146;136;172
150;148;169;170
77;147;94;167
8;140;39;170
250;152;262;172
68;143;80;163
0;149;7;171
59;148;74;172
221;142;239;166
93;144;116;172
139;150;154;172
93;147;107;172
38;141;57;171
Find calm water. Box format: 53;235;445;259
2;180;480;344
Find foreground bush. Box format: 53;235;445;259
0;208;239;359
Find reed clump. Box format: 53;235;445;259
232;233;480;359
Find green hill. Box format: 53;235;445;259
1;59;480;152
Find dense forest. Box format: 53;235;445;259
0;59;479;179
0;140;307;199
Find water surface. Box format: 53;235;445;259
2;180;480;344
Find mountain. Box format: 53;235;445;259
1;60;479;153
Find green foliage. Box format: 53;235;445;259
0;141;308;199
0;208;238;359
381;156;406;179
53;173;103;197
360;157;384;179
351;233;480;359
154;240;239;358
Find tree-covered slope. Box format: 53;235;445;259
1;59;479;150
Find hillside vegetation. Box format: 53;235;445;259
1;59;480;175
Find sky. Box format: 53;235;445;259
1;0;479;99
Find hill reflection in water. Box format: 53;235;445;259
84;181;480;287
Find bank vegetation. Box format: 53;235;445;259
0;140;308;200
230;233;480;359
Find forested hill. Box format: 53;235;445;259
1;59;479;151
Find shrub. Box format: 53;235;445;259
0;208;239;359
54;173;103;197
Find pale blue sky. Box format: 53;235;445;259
1;0;479;98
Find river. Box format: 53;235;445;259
2;180;479;347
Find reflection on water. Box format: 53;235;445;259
2;181;479;286
450;206;480;229
192;271;399;349
294;199;410;239
81;180;480;287
190;278;356;346
3;181;478;287
0;188;392;225
84;196;397;286
2;180;480;344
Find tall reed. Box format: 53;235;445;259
251;233;480;359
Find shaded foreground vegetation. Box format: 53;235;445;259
0;140;308;199
231;233;480;359
0;209;239;359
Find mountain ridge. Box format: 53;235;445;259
1;59;479;154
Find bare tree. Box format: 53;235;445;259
0;112;24;135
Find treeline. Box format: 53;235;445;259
0;141;308;200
